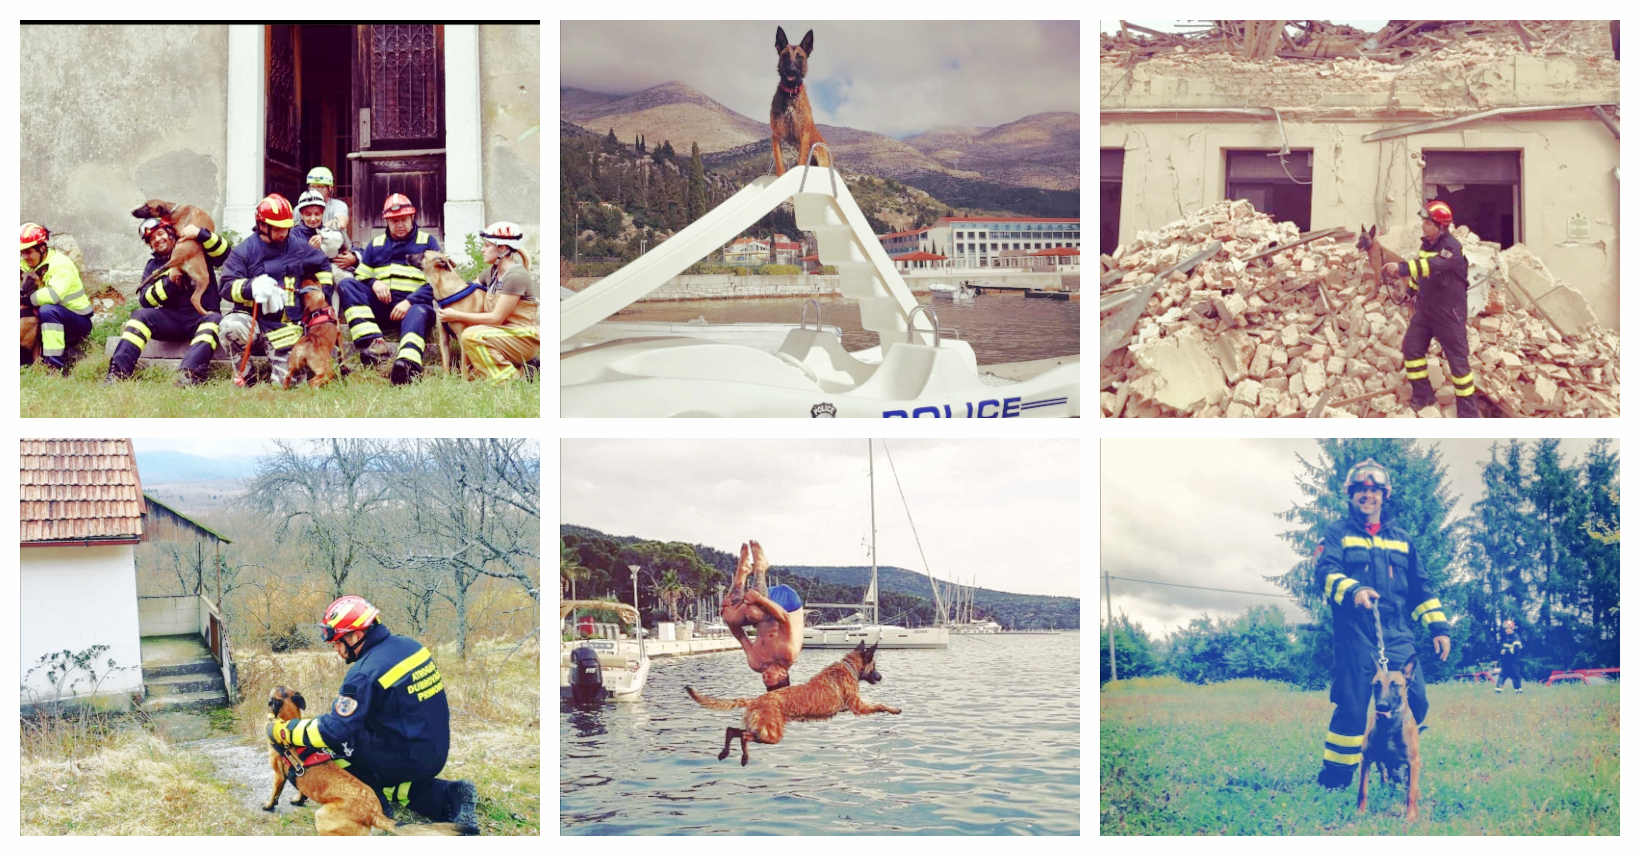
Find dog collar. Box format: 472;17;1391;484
779;82;803;95
437;282;488;308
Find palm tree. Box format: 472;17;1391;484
657;568;695;621
560;543;590;597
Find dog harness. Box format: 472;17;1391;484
436;282;488;309
295;285;335;330
270;716;336;786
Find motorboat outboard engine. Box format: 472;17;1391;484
569;645;606;703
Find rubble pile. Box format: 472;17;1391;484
1100;20;1613;64
1099;200;1619;418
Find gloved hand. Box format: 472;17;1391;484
250;275;286;313
267;717;290;745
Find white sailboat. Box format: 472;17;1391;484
803;440;950;650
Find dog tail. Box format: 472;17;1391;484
686;686;749;710
375;816;480;836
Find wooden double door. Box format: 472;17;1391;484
264;25;446;244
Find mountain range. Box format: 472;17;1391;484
561;81;1079;212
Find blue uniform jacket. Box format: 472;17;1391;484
138;228;231;311
356;228;439;307
1315;508;1451;666
219;235;334;324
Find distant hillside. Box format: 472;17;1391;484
135;452;261;485
560;524;1079;630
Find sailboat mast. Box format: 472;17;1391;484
868;439;879;625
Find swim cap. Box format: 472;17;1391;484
767;584;803;613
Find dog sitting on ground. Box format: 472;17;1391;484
770;26;830;176
420;250;486;375
1358;659;1423;822
282;282;341;389
264;686;477;835
686;641;900;765
131;199;216;315
21;270;43;364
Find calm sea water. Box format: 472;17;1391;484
612;294;1080;365
560;632;1081;835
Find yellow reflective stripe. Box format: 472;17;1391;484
120;331;148;349
1422;611;1448;626
150;281;170;304
1323;749;1362;765
127;319;152;338
231;279;252;302
1451;372;1474;385
350;322;383;341
1407;369;1429;380
1327;731;1365;747
356;263;378;279
1325;573;1357;605
1455;386;1474;396
333;758;351;769
344;305;376;322
1372;537;1408;553
379;646;432;688
316;270;334;286
371;234;387;247
1340;536;1372;549
400;332;425;350
304;719;327;749
1411;599;1442;621
1404;358;1427;368
267;324;302;348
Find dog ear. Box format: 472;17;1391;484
267;691;283;714
776;26;788;50
293;692;306;712
801;30;815;55
1400;660;1416;679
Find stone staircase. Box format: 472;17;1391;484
139;634;230;713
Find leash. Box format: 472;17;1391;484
1371;601;1389;671
234;304;258;387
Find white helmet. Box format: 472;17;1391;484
296;190;327;212
480;221;525;251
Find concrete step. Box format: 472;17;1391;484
145;671;226;698
144;657;221;680
141;688;229;713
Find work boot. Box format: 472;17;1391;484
357;336;394;369
175;370;205;388
390;358;421;386
1317;764;1355;790
447;780;478;829
1456;396;1481;418
100;372;125;386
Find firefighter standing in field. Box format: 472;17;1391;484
1314;458;1452;789
1495;619;1525;695
1381;200;1479;417
267;596;478;828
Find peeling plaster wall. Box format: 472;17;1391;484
479;24;541;259
21;25;230;286
1100;117;1619;330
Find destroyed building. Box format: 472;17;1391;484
1098;21;1620;418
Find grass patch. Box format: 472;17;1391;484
1101;679;1618;835
21;637;540;835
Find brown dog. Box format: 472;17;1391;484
421;250;484;375
771;26;831;176
1357;659;1422;822
265;686;477;835
686;641;900;765
20;270;43;364
132;199;217;315
283;283;341;389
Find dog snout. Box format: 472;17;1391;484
862;669;883;684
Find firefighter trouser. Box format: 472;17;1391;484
342;761;464;823
338;277;432;368
1402;302;1478;417
35;304;93;368
1495;660;1523;691
219;311;300;385
458;324;540;383
1321;648;1429;773
108;307;222;380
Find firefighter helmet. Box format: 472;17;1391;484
381;193;417;219
1419;200;1454;226
1344;457;1392;498
138;217;172;243
20;222;50;252
305;166;335;187
296;190;327;212
255;194;296;228
479;221;525;251
321;595;381;642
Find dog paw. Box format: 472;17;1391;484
741;755;750;767
717;749;730;761
263;804;276;813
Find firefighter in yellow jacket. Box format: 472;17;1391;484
20;223;93;372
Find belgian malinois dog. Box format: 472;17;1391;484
686;641;901;765
282;283;341;390
264;687;478;835
132;199;217;316
770;26;830;176
1358;659;1423;822
421;250;484;375
20;269;43;364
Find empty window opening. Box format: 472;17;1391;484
1225;149;1313;232
1421;151;1521;248
1100;149;1124;256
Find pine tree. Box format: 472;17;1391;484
687;142;707;222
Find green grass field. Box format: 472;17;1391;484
1101;676;1619;835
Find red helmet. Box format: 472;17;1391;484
382;193;417;219
321;595;380;641
1420;200;1454;226
256;194;296;228
20;222;49;252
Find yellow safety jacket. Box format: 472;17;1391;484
23;249;93;315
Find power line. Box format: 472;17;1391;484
1107;575;1296;599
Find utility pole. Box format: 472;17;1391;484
1105;569;1117;682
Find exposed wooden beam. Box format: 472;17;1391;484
1362;103;1618;142
1511;20;1535;52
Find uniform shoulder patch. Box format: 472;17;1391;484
334;696;359;717
1439;249;1454;259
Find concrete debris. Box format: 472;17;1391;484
1099;199;1620;418
1101;20;1615;65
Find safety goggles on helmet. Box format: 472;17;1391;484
139;217;172;242
1345;458;1391;496
381;193;416;219
305;166;335;186
1419;200;1454;226
296;190;327;212
320;595;380;641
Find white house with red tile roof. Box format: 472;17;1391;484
876;217;1080;269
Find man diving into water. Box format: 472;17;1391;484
721;540;806;690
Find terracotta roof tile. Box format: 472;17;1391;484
19;439;144;543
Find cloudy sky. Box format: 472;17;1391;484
560;21;1079;139
560;439;1080;598
1100;439;1616;637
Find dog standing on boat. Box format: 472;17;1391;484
770;26;830;176
686;641;900;765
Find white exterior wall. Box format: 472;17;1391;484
20;546;144;702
